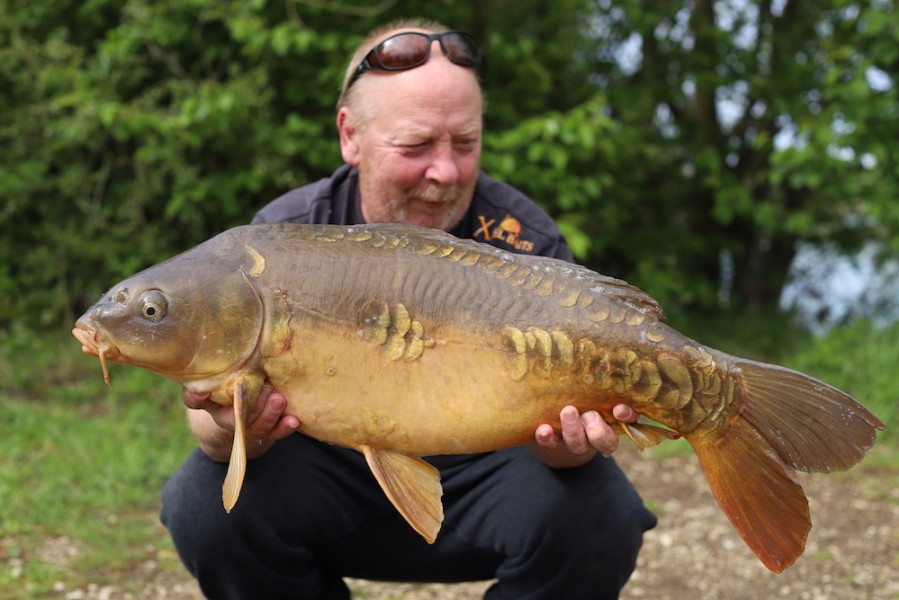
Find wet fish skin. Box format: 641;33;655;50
73;223;884;573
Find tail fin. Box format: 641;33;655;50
686;358;884;572
734;359;884;473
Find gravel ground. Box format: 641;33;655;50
40;445;898;600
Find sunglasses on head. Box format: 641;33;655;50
346;31;482;91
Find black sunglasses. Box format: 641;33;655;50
346;31;482;91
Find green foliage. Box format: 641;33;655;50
0;0;609;330
1;0;897;332
0;0;351;327
586;1;899;310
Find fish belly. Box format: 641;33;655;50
266;318;600;455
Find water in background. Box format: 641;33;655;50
780;241;899;335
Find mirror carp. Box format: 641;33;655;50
73;223;884;573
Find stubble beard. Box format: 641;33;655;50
359;175;474;232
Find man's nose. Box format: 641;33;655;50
424;143;460;185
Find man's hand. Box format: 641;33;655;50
184;385;300;463
529;404;638;469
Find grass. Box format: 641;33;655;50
0;326;195;596
1;315;897;597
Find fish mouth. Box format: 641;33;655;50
72;326;120;386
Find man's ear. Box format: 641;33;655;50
337;108;361;166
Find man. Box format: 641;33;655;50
161;19;656;599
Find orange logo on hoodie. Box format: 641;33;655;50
474;214;534;252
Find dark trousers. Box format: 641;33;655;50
161;435;656;599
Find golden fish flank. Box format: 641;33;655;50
73;222;884;575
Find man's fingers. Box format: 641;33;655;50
582;410;619;457
612;403;638;423
246;392;286;437
205;404;236;431
560;405;590;454
181;388;212;411
534;423;559;448
269;415;302;441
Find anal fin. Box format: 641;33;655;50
616;421;681;451
360;445;444;543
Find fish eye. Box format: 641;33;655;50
139;290;168;322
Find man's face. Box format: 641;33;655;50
338;38;483;232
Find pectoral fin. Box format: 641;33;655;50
617;421;680;451
360;445;444;543
221;375;263;513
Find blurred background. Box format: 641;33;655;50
1;1;896;597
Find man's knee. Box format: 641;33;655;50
160;450;239;567
552;456;655;536
512;456;656;572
